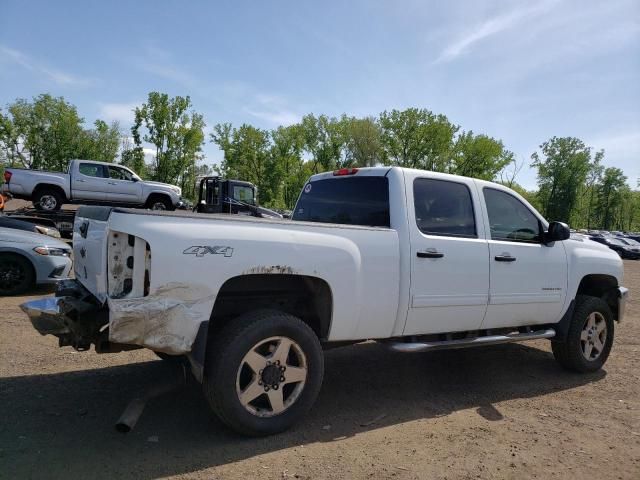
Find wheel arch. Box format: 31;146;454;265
209;273;333;339
33;183;67;201
575;274;620;320
188;274;333;381
145;191;174;204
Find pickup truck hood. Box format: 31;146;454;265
143;180;180;191
566;234;614;254
564;234;624;284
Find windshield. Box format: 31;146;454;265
607;238;627;246
232;185;255;205
293;176;390;227
621;238;640;246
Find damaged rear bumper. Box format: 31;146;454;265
21;297;68;336
21;279;108;351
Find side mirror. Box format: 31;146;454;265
545;221;570;243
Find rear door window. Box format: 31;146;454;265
413;178;477;238
78;163;105;178
293;176;390;227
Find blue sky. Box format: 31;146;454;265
1;0;638;189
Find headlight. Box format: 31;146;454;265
35;225;61;238
33;246;70;256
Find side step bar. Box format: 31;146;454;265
388;328;556;353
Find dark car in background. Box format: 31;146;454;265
0;216;61;238
589;235;640;260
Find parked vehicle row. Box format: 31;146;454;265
589;234;640;259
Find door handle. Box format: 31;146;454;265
76;179;85;182
495;255;516;262
417;250;444;259
107;182;117;185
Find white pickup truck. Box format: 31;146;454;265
2;159;182;211
21;166;629;436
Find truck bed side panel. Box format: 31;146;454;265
80;211;400;353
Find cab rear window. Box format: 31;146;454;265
293;176;390;227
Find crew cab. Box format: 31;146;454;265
21;167;628;436
3;159;182;211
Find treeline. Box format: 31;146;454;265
532;137;638;231
1;92;638;230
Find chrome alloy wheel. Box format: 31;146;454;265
580;312;607;361
236;336;308;417
151;201;167;210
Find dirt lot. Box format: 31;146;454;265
1;262;639;479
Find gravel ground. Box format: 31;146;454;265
1;261;639;479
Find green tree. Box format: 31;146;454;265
270;124;307;209
77;120;120;162
132;92;205;189
378;108;458;171
451;131;514;180
531;137;596;223
211;123;275;204
593;167;628;230
0;94;85;171
341;115;382;167
119;134;147;178
300;114;345;173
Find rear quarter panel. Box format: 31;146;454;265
106;212;401;343
15;169;70;197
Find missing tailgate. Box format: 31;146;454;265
108;231;151;298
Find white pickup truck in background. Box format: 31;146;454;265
2;159;182;211
21;166;628;436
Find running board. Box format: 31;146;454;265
387;328;556;353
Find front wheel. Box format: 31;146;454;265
552;295;614;373
203;310;324;436
0;254;35;296
146;195;174;211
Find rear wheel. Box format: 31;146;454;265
0;254;35;296
203;309;324;436
552;295;614;373
34;188;63;211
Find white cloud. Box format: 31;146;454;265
243;93;301;126
435;1;558;63
244;107;300;126
98;102;140;125
0;45;90;86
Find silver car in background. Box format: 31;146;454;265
0;227;72;295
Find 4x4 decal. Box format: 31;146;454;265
183;246;234;258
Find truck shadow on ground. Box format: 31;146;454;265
0;341;604;479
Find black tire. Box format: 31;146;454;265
552;295;614;373
34;188;63;211
203;309;324;436
146;195;174;211
0;253;35;296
